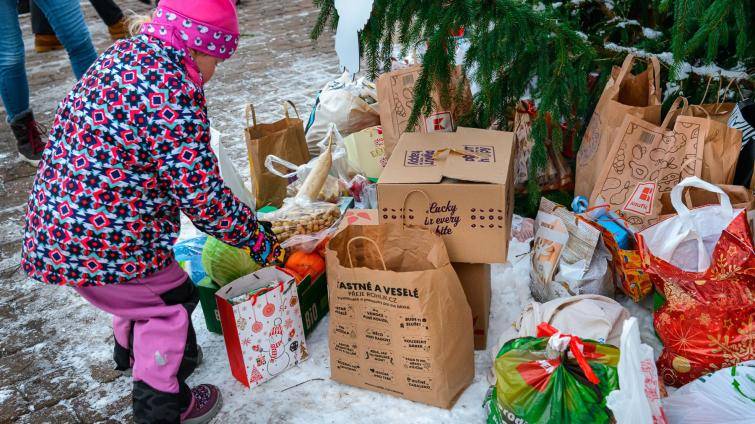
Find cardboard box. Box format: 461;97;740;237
197;277;223;334
377;128;515;264
452;263;491;350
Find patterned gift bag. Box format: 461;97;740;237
216;267;309;388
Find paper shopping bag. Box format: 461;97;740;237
591;97;706;230
637;177;755;386
343;126;387;179
689;104;743;185
216;267;309;388
376;65;472;158
512;101;572;192
245;102;311;207
575;54;662;198
325;223;474;408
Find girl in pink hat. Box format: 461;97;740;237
21;1;280;422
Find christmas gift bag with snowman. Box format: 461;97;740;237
216;267;309;388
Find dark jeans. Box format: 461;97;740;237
32;0;123;35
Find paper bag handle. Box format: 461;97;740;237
671;176;733;218
282;100;300;119
265;154;301;179
245;104;257;127
659;97;690;131
346;236;387;271
613;55;661;100
401;189;432;229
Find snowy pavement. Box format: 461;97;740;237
0;1;661;422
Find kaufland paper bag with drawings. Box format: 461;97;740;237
377;127;515;264
324;224;474;408
591;97;706;230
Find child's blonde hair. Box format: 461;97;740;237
127;13;152;36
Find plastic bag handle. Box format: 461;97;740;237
671;176;733;218
346;236;387;271
264;154;301;179
282;100;300;119
245;104;257;127
401;189;432;229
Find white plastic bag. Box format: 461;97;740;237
606;317;666;424
638;177;742;272
316;123;362;181
210;128;255;209
305;72;380;155
663;361;755;424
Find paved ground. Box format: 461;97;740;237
0;1;339;421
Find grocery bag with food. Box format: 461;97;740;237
305;72;380;156
575;54;662;198
216;267;308;388
245;102;311;207
591;97;706;231
325;223;474;408
485;323;620;424
637;177;755;386
343;125;387;179
202;236;261;287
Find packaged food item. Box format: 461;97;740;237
261;199;341;243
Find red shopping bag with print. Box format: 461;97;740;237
637;177;755;387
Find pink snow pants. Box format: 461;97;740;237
75;262;199;409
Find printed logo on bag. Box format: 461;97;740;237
365;327;392;345
624;182;656;216
362;306;392;326
335;357;360;373
334;341;358;357
334;322;357;339
401;335;430;352
367;366;396;383
404;149;437;167
399;314;429;331
425;112;454;132
463;145;496;163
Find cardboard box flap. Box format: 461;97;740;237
378;128;514;185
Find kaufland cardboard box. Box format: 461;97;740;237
377;128;515;264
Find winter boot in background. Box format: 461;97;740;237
108;16;130;41
10;110;46;165
34;33;64;53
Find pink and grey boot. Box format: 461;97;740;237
180;384;223;424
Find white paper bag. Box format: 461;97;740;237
210;128;255;209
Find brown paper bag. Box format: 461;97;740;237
325;223;474;408
575;54;662;198
512;101;572;192
376;65;472;158
245;102;311;207
591;97;706;230
689;103;743;185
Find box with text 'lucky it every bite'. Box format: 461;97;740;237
376;128;515;264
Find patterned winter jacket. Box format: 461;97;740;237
22;35;283;287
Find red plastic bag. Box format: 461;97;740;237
637;179;755;387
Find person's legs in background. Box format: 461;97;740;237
0;0;44;164
32;0;97;78
32;0;128;52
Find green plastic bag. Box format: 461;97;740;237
201;236;260;286
484;323;619;424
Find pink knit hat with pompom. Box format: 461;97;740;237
142;0;240;60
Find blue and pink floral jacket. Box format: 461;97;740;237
22;35;282;287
